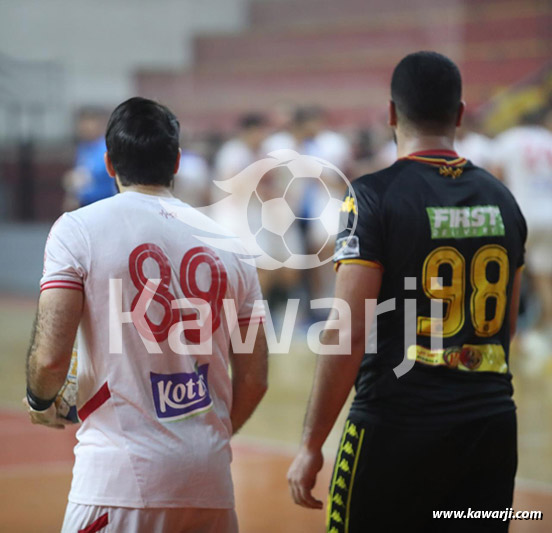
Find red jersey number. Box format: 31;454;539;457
129;244;228;343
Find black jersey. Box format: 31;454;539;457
334;151;527;426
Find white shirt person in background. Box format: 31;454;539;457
214;113;269;183
455;113;494;170
490;110;552;372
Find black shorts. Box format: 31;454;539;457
326;410;517;533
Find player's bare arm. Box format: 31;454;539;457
230;324;268;434
25;288;83;428
287;264;382;509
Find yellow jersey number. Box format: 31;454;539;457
417;244;509;338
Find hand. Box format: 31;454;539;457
22;398;69;430
287;446;324;509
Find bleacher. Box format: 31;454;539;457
2;0;549;223
135;0;551;133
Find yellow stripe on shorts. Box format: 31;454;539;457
327;421;365;533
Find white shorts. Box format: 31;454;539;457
61;502;238;533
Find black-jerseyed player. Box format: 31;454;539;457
288;51;526;532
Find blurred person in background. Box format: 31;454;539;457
263;105;352;171
211;112;269;247
214;112;268;182
262;99;296;153
299;107;352;307
172;130;211;208
263;106;352;310
455;112;493;169
212;112;293;305
350;127;377;176
371;126;399;171
491;109;552;372
211;113;268;231
356;120;397;174
62;107;116;210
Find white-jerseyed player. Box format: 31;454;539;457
25;97;268;532
491;114;552;371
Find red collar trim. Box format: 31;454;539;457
407;149;459;157
400;150;467;168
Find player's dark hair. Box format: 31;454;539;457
105;97;180;187
391;51;462;132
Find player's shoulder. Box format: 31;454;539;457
469;163;516;198
66;193;122;223
350;160;413;201
48;207;92;249
467;164;526;225
353;160;407;185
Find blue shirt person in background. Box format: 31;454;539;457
63;107;116;209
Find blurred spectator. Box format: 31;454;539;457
210;112;268;234
367;116;402;172
212;112;301;311
62;107;116;210
172;150;210;207
262;105;352;233
351;127;377;176
262;109;296;154
316;130;352;174
214;113;268;182
263;105;352;170
172;131;211;207
491;109;552;372
263;100;295;152
455;113;493;169
262;106;353;311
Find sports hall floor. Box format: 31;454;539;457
1;296;551;532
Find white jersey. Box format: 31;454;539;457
491;125;552;230
173;151;210;208
261;131;295;154
41;191;264;509
314;130;352;170
262;129;352;170
214;138;257;181
455;131;493;169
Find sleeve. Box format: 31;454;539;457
333;179;384;271
40;213;89;292
237;264;265;327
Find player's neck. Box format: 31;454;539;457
119;184;174;198
396;133;457;159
